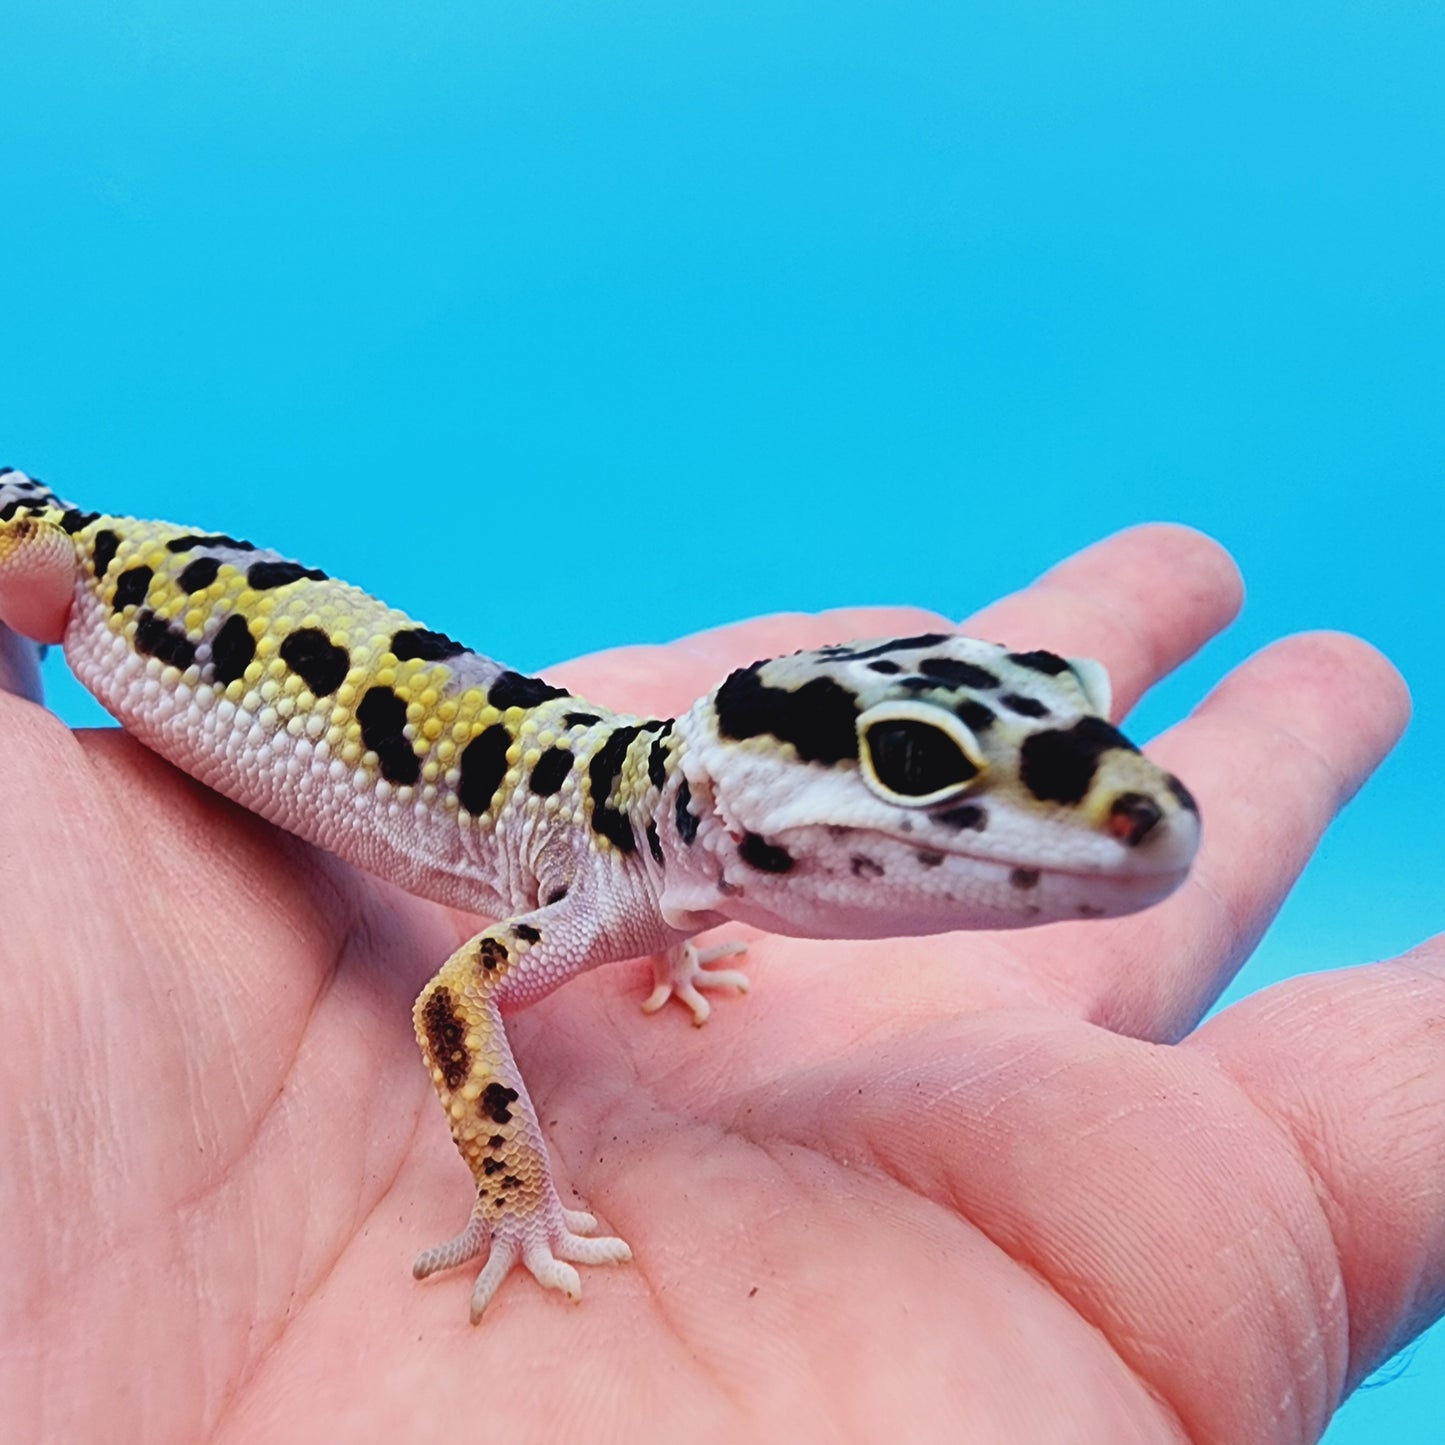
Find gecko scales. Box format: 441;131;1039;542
0;466;1200;1321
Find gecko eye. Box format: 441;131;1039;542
857;701;987;806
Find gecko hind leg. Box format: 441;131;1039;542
642;939;750;1026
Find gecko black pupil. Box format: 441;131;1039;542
863;719;977;797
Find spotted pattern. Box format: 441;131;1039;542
421;987;470;1092
740;832;794;873
168;532;255;553
357;685;421;786
459;724;511;815
675;779;699;845
247;559;327;589
529;746;574;797
1020;716;1138;805
918;656;1000;689
177;556;223;594
210;613;255;683
134;611;197;670
278;627;350;697
490;671;570;710
112;565;153;611
91;530;121;580
715;664;859;765
391;627;466;662
588;724;645;852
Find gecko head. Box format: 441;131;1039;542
662;633;1200;939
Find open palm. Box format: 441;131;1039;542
4;526;1441;1445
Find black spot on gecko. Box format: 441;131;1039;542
168;532;256;553
1167;775;1199;814
488;1135;505;1150
357;685;421;786
675;778;699;845
477;938;509;972
916;850;946;868
828;633;953;662
647;721;673;789
851;855;885;879
210;613;256;684
247;559;328;590
646;819;664;864
740;833;794;873
134;610;198;670
1000;693;1050;718
488;670;570;710
1019;716;1139;805
868;660;902;674
935;802;987;832
563;712;601;729
512;922;541;944
715;665;860;764
176;556;223;594
1010;867;1041;889
482;1082;519;1124
458;723;511;814
112;565;154;612
529;746;574;797
954;699;996;733
279;627;351;697
482;1158;504;1176
918;657;1001;689
421;987;470;1092
1007;649;1070;676
390;627;466;662
544;885;568;905
588;723;644;852
59;509;100;535
90;530;120;580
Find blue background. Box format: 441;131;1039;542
2;3;1441;1435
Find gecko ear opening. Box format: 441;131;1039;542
1066;656;1113;719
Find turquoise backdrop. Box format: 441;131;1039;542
3;4;1441;1437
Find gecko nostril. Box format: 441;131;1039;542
1108;792;1163;847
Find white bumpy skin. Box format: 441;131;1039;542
0;467;1200;1321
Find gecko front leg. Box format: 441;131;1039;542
412;906;633;1321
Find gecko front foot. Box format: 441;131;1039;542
415;1197;632;1322
642;939;750;1025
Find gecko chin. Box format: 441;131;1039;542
710;819;1198;941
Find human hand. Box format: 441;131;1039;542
2;525;1438;1444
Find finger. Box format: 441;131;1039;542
0;625;44;705
555;524;1241;719
1188;933;1445;1392
963;522;1243;718
1029;631;1410;1040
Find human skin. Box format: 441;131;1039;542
0;524;1440;1445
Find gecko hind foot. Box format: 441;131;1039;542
414;1198;632;1322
